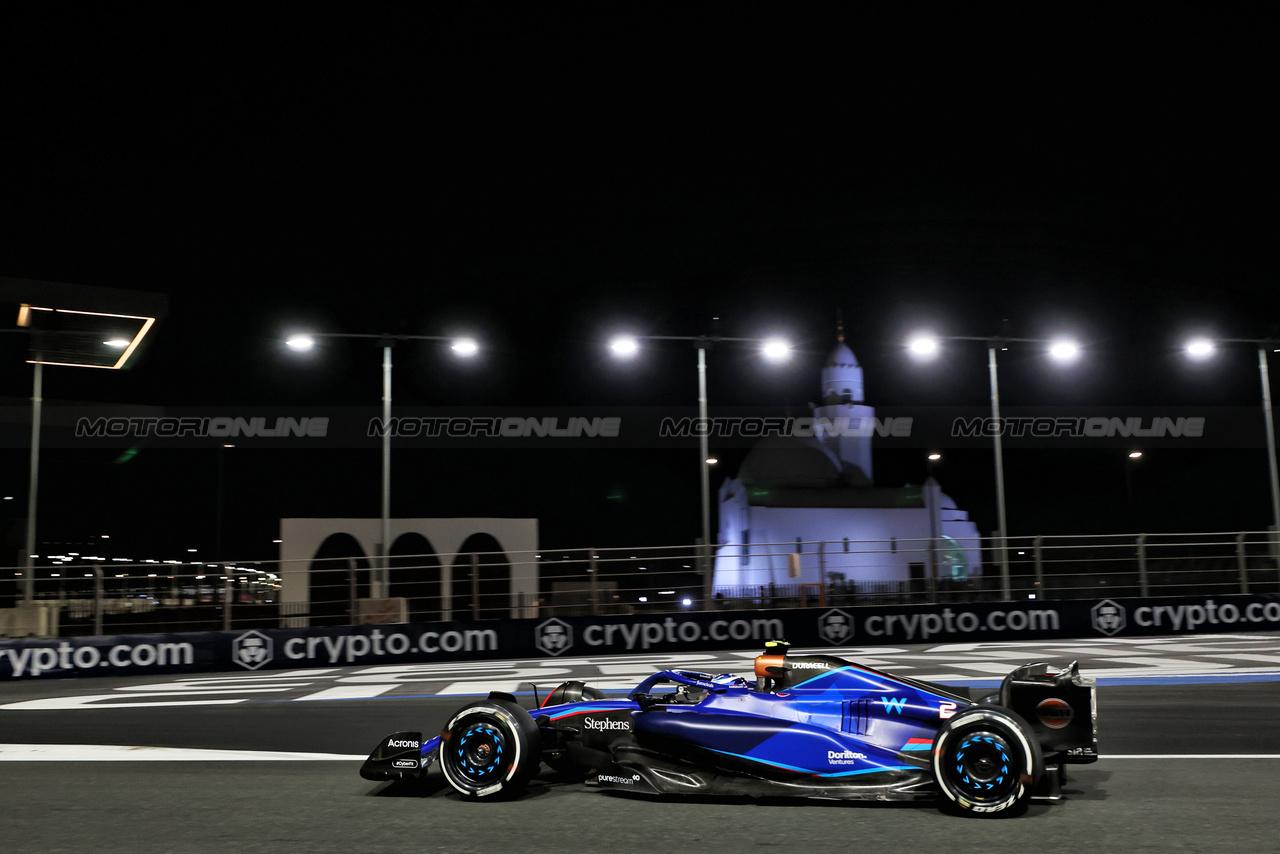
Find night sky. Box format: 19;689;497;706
1;6;1277;564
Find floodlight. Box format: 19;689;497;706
285;334;315;352
610;336;640;357
1048;339;1080;362
761;338;791;361
908;335;939;357
451;338;479;356
1184;338;1214;359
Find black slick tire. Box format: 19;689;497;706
438;699;541;798
932;704;1043;816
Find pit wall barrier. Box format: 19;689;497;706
3;593;1279;681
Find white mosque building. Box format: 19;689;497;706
712;325;983;594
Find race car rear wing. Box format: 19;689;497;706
999;661;1098;764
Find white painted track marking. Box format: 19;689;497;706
1104;755;1280;759
1;744;1277;763
0;744;364;761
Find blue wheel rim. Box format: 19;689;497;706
450;721;507;787
950;731;1016;801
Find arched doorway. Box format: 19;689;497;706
308;533;371;627
451;533;511;620
389;533;443;622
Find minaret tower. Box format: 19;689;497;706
812;313;876;484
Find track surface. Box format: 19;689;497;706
3;635;1280;853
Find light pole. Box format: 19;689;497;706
215;443;235;557
926;452;942;476
908;333;1081;600
286;332;478;588
609;331;791;598
1125;450;1142;528
1184;337;1280;556
24;362;42;602
6;307;158;603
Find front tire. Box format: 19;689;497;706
438;699;540;798
932;705;1042;815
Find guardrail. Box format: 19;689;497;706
1;530;1277;638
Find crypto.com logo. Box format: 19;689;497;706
818;609;854;645
232;630;274;670
535;618;574;656
1091;600;1127;636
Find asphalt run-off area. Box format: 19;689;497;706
2;633;1279;853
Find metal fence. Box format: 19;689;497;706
1;530;1277;638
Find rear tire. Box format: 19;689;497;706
932;705;1042;815
438;699;540;798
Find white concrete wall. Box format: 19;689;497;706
279;518;538;623
713;503;982;589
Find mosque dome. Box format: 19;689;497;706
737;435;843;488
736;434;871;488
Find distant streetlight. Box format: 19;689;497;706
1124;450;1144;526
1183;337;1280;549
906;331;1083;599
926;452;942;480
1184;338;1215;360
609;328;792;594
286;330;479;585
761;338;792;361
609;336;640;357
1048;339;1081;362
908;336;940;357
7;299;161;603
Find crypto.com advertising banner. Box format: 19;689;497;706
3;594;1279;680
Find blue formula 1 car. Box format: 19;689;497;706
361;641;1098;815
